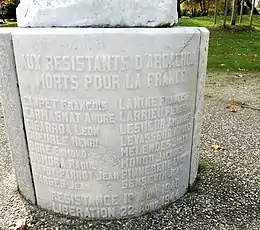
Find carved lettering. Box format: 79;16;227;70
121;145;184;158
45;55;129;72
24;108;81;123
121;159;173;176
140;200;160;212
35;164;95;180
84;75;120;90
119;104;192;122
68;159;96;170
23;96;60;109
73;125;100;136
27;131;69;146
71;136;100;148
121;129;175;146
23;54;41;70
30;152;66;167
52;203;116;218
147;69;187;88
34;173;66;188
18;45;199;217
67;181;88;190
125;73;143;89
28;141;88;158
120;205;134;217
38;73;79;90
25;119;73;135
96;171;120;181
84;112;115;124
119;119;165;135
146;52;196;69
119;97;158;110
51;191;119;207
62;99;108;111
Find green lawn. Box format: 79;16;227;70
0;19;17;27
179;15;260;72
1;16;260;72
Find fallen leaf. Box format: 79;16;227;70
211;144;222;150
226;105;237;112
15;219;26;230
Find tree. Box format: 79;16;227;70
0;0;5;22
239;0;245;23
249;0;256;26
224;0;229;27
177;0;189;18
182;0;215;16
231;0;238;25
244;0;259;14
0;0;16;20
214;0;218;25
177;0;182;18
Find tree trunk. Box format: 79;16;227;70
0;5;3;23
224;0;229;27
245;0;259;14
214;0;218;25
203;0;207;15
250;0;256;26
231;0;237;25
177;0;181;18
239;0;245;23
199;0;204;12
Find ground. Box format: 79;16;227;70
0;72;259;229
0;16;260;229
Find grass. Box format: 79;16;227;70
179;15;260;72
0;19;17;27
228;99;248;106
179;15;260;30
1;16;260;72
198;161;217;172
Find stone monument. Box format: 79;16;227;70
0;0;209;219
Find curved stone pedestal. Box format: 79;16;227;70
0;27;209;219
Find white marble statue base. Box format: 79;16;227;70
0;27;209;219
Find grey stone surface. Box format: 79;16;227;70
189;28;209;185
0;29;36;204
16;0;178;28
12;27;205;218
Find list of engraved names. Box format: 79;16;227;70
20;51;198;218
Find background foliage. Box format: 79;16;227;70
0;0;16;20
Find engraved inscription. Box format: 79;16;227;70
18;39;199;218
22;52;197;91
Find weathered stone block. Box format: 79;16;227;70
0;29;36;204
16;0;178;28
11;27;209;218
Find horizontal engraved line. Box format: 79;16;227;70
32;165;178;183
26;131;99;148
118;105;193;112
119;108;194;123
